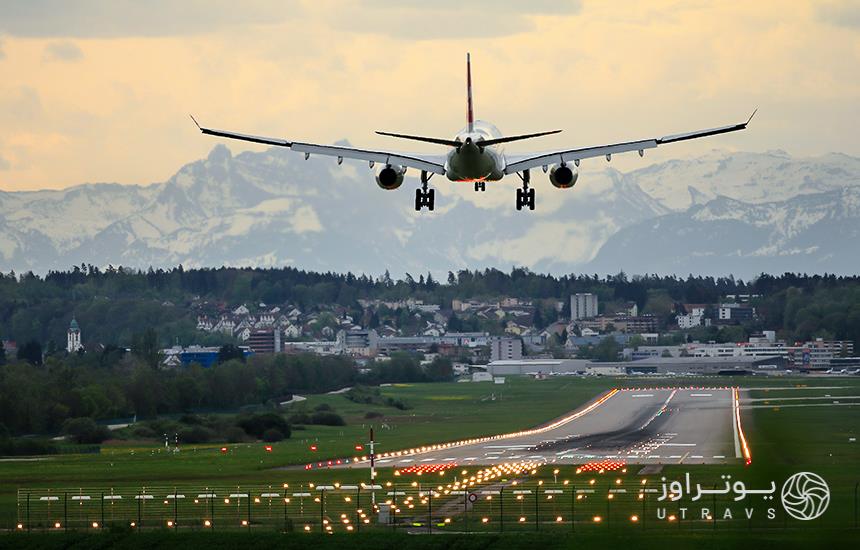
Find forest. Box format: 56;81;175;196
1;265;859;348
0;348;452;438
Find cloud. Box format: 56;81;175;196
43;41;83;62
0;0;581;40
332;1;583;39
0;86;43;126
0;153;9;170
817;1;860;28
0;0;305;37
0;38;5;60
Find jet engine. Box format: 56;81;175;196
549;163;578;189
375;164;405;190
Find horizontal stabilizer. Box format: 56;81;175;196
376;131;461;147
479;129;561;147
376;129;562;148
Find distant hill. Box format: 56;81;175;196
0;146;858;277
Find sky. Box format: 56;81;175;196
0;0;858;191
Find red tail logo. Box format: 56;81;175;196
466;53;474;133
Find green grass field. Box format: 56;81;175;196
2;375;859;547
0;378;616;523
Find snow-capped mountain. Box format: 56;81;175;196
622;149;860;210
587;187;860;276
0;146;858;277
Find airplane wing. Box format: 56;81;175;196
503;111;756;174
191;116;447;175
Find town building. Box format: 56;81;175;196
489;336;523;361
67;317;82;353
571;293;598;320
161;345;252;368
337;329;379;356
717;303;755;324
248;328;282;354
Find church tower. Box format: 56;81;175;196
67;317;82;353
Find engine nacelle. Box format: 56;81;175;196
549;163;578;189
375;164;405;190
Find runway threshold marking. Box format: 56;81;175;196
690;393;713;397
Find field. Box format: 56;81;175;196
0;377;616;523
2;375;859;547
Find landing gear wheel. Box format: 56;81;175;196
515;170;535;211
415;188;436;211
414;171;436;211
474;181;486;192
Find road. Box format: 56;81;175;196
365;387;741;468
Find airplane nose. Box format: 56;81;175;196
464;137;472;145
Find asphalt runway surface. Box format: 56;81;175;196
369;387;740;468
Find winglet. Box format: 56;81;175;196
746;108;758;126
189;114;201;130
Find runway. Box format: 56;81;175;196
367;387;741;468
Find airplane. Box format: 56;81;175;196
192;53;755;212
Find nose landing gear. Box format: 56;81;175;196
516;169;535;211
415;170;435;211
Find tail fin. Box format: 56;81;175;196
466;52;474;133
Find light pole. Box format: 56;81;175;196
369;428;376;505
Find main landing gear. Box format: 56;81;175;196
415;170;435;211
516;169;535;211
474;181;486;192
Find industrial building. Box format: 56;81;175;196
487;355;786;377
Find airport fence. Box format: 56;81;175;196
11;478;860;534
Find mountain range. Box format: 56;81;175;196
1;145;858;278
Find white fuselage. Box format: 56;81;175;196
444;120;506;182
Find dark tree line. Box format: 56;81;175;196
2;266;859;362
0;352;356;436
0;348;454;437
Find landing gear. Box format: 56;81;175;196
474;181;486;192
415;170;435;211
516;170;535;211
